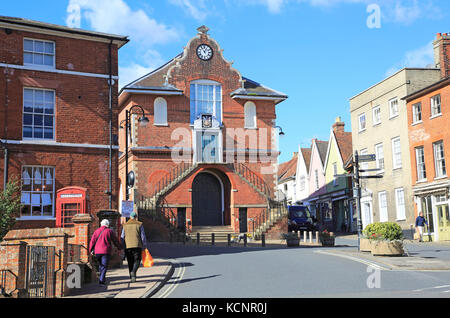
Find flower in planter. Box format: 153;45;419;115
318;229;335;239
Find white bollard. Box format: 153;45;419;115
315;231;319;244
303;231;307;243
309;231;312;243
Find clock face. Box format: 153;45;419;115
197;44;213;61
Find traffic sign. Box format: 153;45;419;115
358;154;376;162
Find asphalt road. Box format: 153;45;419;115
149;238;450;298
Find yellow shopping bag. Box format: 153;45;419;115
141;249;154;268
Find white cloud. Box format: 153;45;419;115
66;0;181;90
66;0;179;45
385;41;436;77
168;0;209;21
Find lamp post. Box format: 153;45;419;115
120;105;149;201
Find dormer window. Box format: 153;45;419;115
190;80;222;125
24;38;55;68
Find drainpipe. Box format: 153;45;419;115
107;40;113;210
3;66;9;189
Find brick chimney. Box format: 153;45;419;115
332;117;345;133
434;33;450;79
293;152;298;159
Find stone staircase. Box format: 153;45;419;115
190;226;236;243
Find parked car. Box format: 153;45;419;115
288;205;317;232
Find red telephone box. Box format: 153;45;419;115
56;187;88;228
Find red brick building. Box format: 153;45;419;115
405;33;450;241
0;16;128;230
118;26;288;237
0;17;128;297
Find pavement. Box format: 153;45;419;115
66;236;450;298
66;258;174;298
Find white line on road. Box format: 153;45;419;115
156;260;186;299
314;250;391;271
413;285;450;292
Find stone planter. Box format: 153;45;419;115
360;238;372;252
286;238;300;247
320;237;335;247
371;240;404;256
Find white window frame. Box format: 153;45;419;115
415;146;427;181
412;102;422;124
20;166;55;220
389;97;399;119
23;38;55;69
154;97;168;126
190;80;222;125
430;94;442;118
299;175;306;191
395;188;406;221
375;143;384;173
358;113;366;132
372;106;381;126
391;137;402;169
433;140;447;178
333;162;338;186
244;101;257;129
23;87;56;141
378;191;388;222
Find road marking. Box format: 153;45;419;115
315;250;391;271
413;285;450;292
156;260;186;299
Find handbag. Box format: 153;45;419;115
90;228;107;256
141;249;154;268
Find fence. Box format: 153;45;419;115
25;245;56;298
0;270;17;296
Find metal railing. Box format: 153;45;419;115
150;162;196;199
228;163;271;198
253;200;289;238
0;270;18;297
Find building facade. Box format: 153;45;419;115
350;67;441;234
405;33;450;242
294;147;311;204
0;16;128;230
118;26;287;235
322;118;353;232
277;153;298;205
305;139;328;221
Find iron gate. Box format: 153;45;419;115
25;246;55;298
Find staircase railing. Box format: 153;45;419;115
150;161;197;199
253;199;288;239
228;163;271;198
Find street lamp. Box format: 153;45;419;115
120;105;149;201
274;126;285;137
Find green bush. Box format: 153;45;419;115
363;222;404;241
0;179;21;241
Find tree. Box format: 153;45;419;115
0;179;21;241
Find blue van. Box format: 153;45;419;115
288;205;317;232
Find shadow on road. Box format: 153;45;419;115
148;242;355;259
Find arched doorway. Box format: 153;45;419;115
192;172;223;226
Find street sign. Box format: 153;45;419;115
358;168;382;172
121;200;134;218
334;173;354;178
358;154;376;162
360;175;383;179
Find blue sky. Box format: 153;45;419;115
2;0;449;163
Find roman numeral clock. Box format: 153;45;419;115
197;44;213;61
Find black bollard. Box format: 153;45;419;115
212;233;215;246
228;234;231;247
197;232;200;245
262;233;266;247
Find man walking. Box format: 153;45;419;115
121;212;149;283
89;219;123;285
415;212;428;242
